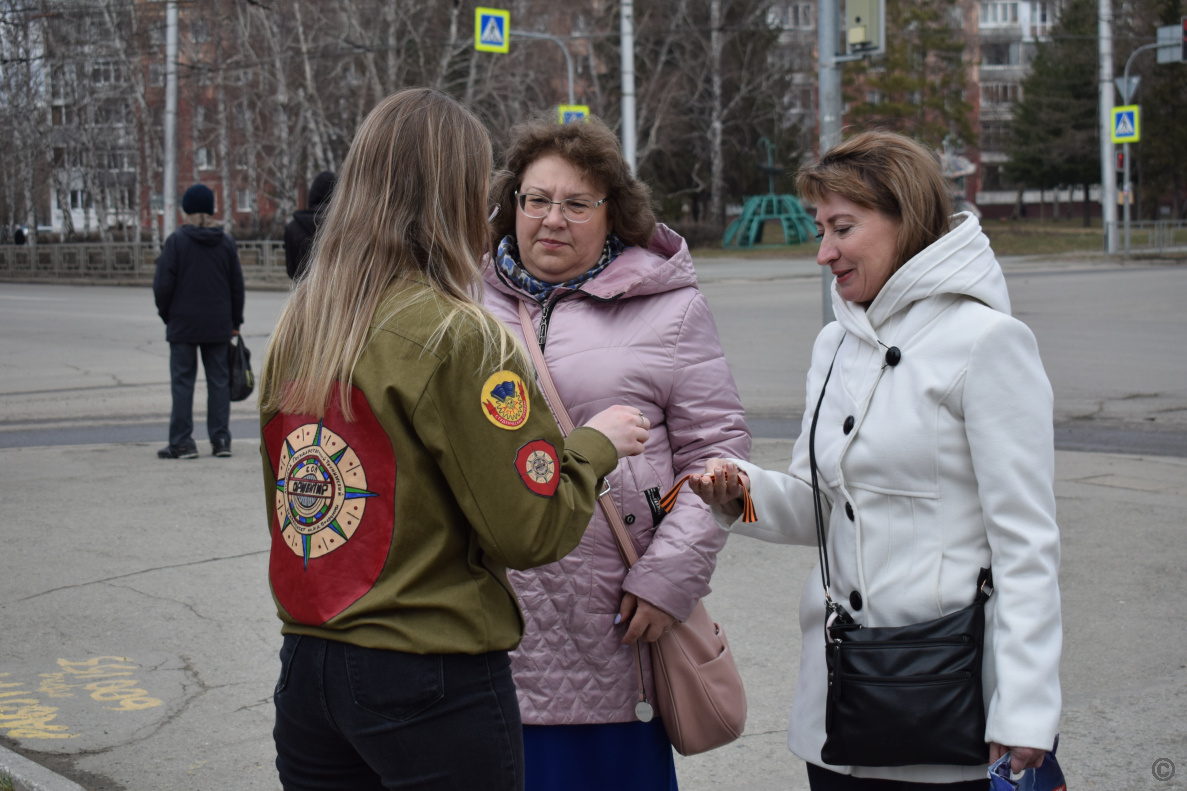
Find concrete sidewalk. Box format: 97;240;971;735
2;438;1184;791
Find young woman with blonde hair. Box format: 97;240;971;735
259;88;649;791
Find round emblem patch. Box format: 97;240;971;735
263;385;396;627
481;370;530;430
515;439;560;497
274;422;378;565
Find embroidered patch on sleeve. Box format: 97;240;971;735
481;370;530;430
515;439;560;497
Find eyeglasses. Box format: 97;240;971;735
515;191;607;223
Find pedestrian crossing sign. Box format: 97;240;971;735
1111;105;1140;143
475;8;510;53
557;105;590;124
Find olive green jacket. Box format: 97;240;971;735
260;280;616;654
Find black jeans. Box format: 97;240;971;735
807;763;989;791
273;635;524;791
168;341;230;448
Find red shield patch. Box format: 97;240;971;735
515;439;560;497
263;385;395;626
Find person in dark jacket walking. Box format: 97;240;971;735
283;170;336;280
153;184;245;459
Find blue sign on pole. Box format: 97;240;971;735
1111;106;1140;144
475;8;510;53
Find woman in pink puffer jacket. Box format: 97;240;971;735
483;115;751;791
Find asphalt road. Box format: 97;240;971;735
1;253;1185;791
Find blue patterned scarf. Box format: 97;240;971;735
495;233;625;304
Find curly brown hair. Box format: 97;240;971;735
490;114;656;248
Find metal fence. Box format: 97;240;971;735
1106;220;1187;256
0;240;288;283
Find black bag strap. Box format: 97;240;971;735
809;337;846;619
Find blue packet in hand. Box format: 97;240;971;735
988;735;1066;791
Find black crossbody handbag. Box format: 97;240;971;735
809;343;993;768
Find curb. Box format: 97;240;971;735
0;744;87;791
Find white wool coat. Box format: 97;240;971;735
718;213;1062;783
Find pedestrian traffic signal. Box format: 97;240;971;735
1116;150;1125;171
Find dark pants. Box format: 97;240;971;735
273;635;525;791
807;763;990;791
168;341;230;448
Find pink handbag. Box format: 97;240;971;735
517;301;747;756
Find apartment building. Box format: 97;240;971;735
974;0;1063;216
40;1;277;238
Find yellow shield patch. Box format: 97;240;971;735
481;370;530;430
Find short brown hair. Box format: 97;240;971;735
796;131;952;271
491;114;656;248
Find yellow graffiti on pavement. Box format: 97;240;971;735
0;675;76;740
39;657;162;711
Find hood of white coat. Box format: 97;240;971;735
831;212;1011;340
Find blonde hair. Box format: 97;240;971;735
797;131;951;272
261;88;525;420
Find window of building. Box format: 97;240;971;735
70;190;93;210
51;105;76;127
979;2;1019;25
980;122;1011;150
149;63;164;87
150;21;166;46
96;100;131;126
981;42;1022;66
191;19;211;43
1030;1;1056;35
50;65;72;102
982;83;1022;104
196;147;215;171
233;149;252;171
91;62;121;85
236;188;255;213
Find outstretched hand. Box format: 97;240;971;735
584;405;649;458
687;458;750;511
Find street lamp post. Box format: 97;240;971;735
162;1;178;238
510;30;575;106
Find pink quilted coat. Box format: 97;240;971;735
482;224;751;725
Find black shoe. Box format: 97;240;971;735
158;443;199;460
212;439;232;458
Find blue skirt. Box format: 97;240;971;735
524;720;679;791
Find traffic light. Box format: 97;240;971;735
1116;150;1125;171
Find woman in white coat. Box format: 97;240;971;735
691;131;1061;790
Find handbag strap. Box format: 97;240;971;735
517;300;651;712
809;338;848;621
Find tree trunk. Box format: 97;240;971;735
435;0;462;91
1010;183;1025;220
708;0;724;228
1082;182;1090;228
294;0;330;173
